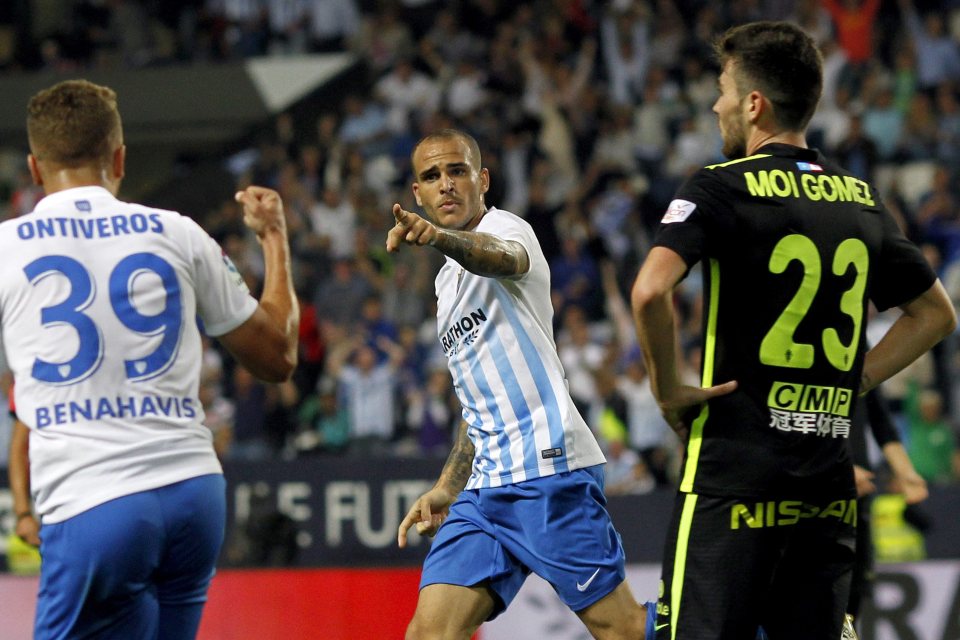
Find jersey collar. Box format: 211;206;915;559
32;185;118;216
753;143;821;163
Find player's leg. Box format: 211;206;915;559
654;492;778;639
408;490;527;639
485;466;647;638
576;580;648;640
757;501;856;640
34;492;165;639
154;474;227;640
406;583;496;640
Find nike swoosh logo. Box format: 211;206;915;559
576;568;601;592
655;623;670;630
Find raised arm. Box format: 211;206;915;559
218;186;300;382
386;204;529;279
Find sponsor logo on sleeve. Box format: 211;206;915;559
221;250;250;292
661;199;697;224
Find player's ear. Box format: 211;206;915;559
745;90;765;124
112;145;126;181
479;168;489;195
27;154;43;186
413;182;422;207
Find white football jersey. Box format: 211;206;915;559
435;207;605;489
0;186;258;523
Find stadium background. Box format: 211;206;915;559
0;1;959;638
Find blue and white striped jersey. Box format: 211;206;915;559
435;207;605;489
0;186;257;523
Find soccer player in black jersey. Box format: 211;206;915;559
630;21;956;640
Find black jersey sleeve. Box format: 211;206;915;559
652;170;731;268
870;207;937;311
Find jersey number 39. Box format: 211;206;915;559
25;253;183;385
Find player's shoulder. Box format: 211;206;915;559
699;152;778;180
482;206;522;224
481;206;533;234
122;201;208;235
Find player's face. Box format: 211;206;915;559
412;137;489;231
713;61;747;160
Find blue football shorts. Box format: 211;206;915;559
35;474;226;640
419;464;626;618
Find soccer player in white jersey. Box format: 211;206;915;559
389;129;653;640
1;79;299;639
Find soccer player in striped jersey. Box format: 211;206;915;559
390;129;653;639
631;22;955;639
2;79;299;639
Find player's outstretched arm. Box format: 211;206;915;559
8;418;40;546
386;204;529;278
219;186;300;382
398;421;475;548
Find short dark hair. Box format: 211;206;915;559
714;22;823;132
27;79;122;167
411;129;482;173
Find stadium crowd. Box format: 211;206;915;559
1;0;959;495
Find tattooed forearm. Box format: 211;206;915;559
436;421;475;494
433;229;529;278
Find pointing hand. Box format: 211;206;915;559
386;204;438;252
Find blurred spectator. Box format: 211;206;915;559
374;57;440;135
935;85;960;164
200;371;235;460
834;111;879;181
327;335;405;456
587;172;640;267
862;81;904;160
293;292;325;399
402;367;458;457
599;2;650;106
445;57;489;118
351;3;414;73
338;94;390;158
312;257;374;328
603;437;656;496
228;366;274;461
358;294;399;357
897;92;940;161
897;0;960;90
617;347;676;487
294;376;350;455
789;0;834;47
309;186;357;261
556;305;606;418
305;0;360;52
381;258;430;328
550;234;604;321
905;385;960;484
265;0;308;55
218;0;268;58
916;164;960;262
822;0;881;69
